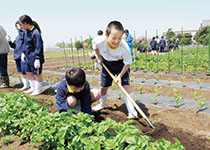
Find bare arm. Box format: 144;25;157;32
95;48;103;64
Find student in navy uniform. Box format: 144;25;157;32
150;37;157;55
9;21;29;90
19;15;44;95
56;68;101;114
0;25;10;88
158;36;166;55
92;21;138;119
124;29;134;57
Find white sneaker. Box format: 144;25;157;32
19;86;29;91
127;113;138;119
30;89;42;96
92;104;105;112
24;87;34;94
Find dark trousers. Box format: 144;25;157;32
0;53;8;76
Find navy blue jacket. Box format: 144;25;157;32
9;29;24;60
56;78;92;115
150;40;157;49
23;27;44;65
159;39;166;48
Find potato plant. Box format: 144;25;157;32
0;92;185;150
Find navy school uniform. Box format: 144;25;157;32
150;40;157;50
23;27;45;66
158;39;166;52
56;78;92;115
0;54;8;76
101;56;130;87
9;29;26;74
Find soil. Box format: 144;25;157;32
1;55;210;150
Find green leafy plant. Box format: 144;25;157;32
181;76;186;87
154;75;159;85
167;78;172;86
151;86;162;105
118;93;122;99
0;135;14;146
196;98;209;112
0;92;185;150
139;83;143;94
141;75;147;83
170;88;183;108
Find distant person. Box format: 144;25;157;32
92;21;138;119
156;36;160;51
158;36;166;55
0;25;10;88
91;30;106;69
174;38;180;50
19;15;45;95
150;37;157;55
9;21;29;90
168;40;174;52
124;29;134;57
56;68;101;114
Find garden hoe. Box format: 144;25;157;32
101;63;155;129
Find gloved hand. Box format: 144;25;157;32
34;59;40;69
21;53;25;62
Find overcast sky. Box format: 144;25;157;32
1;0;209;46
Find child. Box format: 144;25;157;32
158;36;166;55
124;29;134;57
91;30;106;69
92;21;138;119
9;21;29;90
150;37;157;55
19;15;44;95
56;68;101;114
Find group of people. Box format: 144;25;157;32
56;21;138;119
149;36;180;55
1;18;138;119
0;14;45;96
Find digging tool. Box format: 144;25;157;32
101;63;155;129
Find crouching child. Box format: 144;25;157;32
56;68;101;115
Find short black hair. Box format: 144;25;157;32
152;37;155;40
124;29;129;34
97;30;103;36
106;21;124;36
65;68;86;87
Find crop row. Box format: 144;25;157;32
0;92;185;150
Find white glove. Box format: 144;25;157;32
34;59;40;69
21;53;25;62
6;35;11;42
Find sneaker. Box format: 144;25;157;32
19;86;29;91
127;114;138;119
30;89;42;96
24;88;34;94
92;104;105;112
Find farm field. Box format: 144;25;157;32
1;50;210;150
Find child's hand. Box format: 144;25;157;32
115;75;122;85
98;56;103;64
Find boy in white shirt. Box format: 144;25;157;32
92;21;137;119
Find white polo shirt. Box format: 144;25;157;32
95;39;132;65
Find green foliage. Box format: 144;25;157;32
177;33;193;45
194;26;209;45
0;92;185;150
55;42;64;48
75;40;83;50
170;88;183;108
0;135;14;145
196;98;209;112
84;37;93;48
165;28;176;42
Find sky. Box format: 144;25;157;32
1;0;210;47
